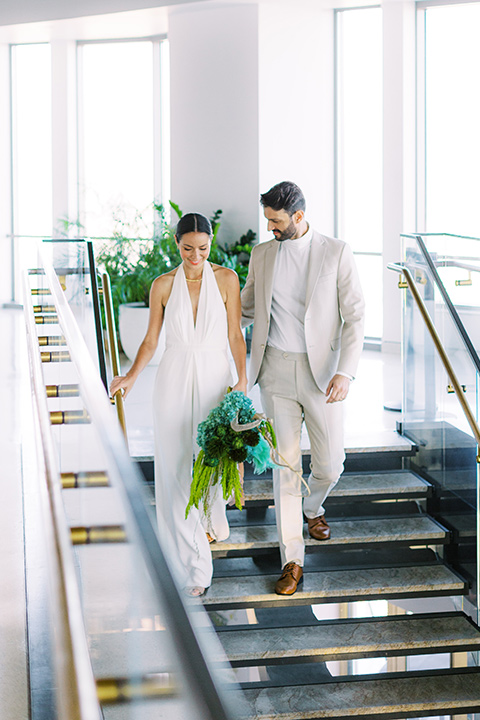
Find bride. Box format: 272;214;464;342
110;212;247;596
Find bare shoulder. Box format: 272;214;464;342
151;268;177;305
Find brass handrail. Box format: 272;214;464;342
23;271;101;720
389;262;480;455
101;272;128;446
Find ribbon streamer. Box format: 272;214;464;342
230;412;311;497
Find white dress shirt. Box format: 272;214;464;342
268;226;312;353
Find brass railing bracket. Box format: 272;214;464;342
38;335;66;347
41;351;71;363
33;304;56;314
46;384;80;398
455;271;472;287
50;409;91;425
70;525;127;545
61;471;109;489
96;675;178;704
31;288;51;296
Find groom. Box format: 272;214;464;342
241;181;365;595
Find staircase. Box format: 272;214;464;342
191;436;480;719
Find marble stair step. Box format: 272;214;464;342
243;470;431;505
216;611;480;666
229;668;480;720
203;564;466;610
211;516;449;558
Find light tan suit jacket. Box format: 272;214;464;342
241;230;365;393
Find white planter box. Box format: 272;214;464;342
119;302;165;366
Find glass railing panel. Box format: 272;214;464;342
42;239;107;387
400;234;480;624
24;240;239;719
419;232;480;310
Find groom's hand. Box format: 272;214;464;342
326;374;351;404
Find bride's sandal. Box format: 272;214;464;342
184;586;206;597
206;532;215;544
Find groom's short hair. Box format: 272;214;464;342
260;181;306;216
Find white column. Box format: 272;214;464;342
382;0;416;352
169;2;335;245
168;4;260;244
0;44;14;305
51;40;78;235
258;1;334;240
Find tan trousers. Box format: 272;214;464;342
258;345;345;568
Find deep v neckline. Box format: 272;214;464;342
181;262;207;330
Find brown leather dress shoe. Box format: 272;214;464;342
275;562;303;595
307;515;331;541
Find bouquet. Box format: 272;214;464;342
185;391;277;518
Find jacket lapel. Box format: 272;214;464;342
305;232;327;310
263;241;279;315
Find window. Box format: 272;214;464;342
335;7;383;339
11;43;52;237
78;39;168;238
421;3;480;236
10;43;52;298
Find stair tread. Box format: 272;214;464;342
212;516;448;556
229;669;480;719
243;471;430;503
218;612;480;664
203;564;466;609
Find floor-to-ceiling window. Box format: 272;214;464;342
420;2;480;236
78;38;169;239
10;43;52;294
335;6;383;340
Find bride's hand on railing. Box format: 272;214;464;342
110;374;135;400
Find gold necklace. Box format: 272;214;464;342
185;275;203;283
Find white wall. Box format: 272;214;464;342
169;3;260;244
0;43;13;304
169;1;336;245
258;2;335;241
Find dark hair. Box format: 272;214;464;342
176;213;212;242
260;181;306;216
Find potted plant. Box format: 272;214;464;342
95;202;256;364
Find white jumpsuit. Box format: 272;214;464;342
153;262;232;589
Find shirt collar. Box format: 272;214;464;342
281;223;312;250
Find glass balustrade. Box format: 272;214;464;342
400;233;480;625
22;239;241;720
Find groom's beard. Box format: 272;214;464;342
273;219;297;242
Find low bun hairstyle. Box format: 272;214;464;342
175;213;213;243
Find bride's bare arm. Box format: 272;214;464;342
109;274;172;399
219;268;247;394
